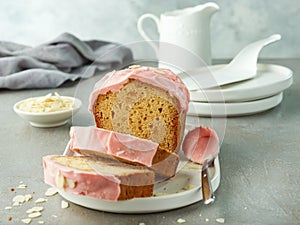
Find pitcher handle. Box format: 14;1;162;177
137;13;160;53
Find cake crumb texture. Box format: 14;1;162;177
94;79;183;153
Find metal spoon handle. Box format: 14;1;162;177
201;164;215;204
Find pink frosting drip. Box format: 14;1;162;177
182;126;219;164
88;66;190;113
43;155;121;201
70;126;159;167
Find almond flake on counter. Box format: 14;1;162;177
17;184;28;189
205;218;209;222
24;194;32;202
28;211;42;218
13;195;26;205
177;218;186;223
21;218;32;224
139;223;146;225
216;218;225;223
35;198;47;204
61;200;69;209
5;206;13;210
45;187;58;197
26;206;44;214
38;221;45;224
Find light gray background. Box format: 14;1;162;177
0;0;299;59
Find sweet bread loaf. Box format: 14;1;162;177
42;66;190;201
43;155;155;201
69;126;179;179
89;66;190;154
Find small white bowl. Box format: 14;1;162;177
13;96;82;128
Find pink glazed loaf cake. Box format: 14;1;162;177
43;155;154;201
89;65;190;155
43;66;190;201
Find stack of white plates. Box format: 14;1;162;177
183;64;293;117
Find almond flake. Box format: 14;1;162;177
35;198;47;204
28;212;42;218
21;218;32;224
38;221;45;224
61;200;69;209
66;179;76;189
13;202;21;206
177;218;186;223
56;172;66;189
216;218;225;223
5;206;13;210
26;206;44;214
17;184;27;189
25;194;32;202
116;150;125;156
13;195;26;204
45;187;58;196
129;65;141;69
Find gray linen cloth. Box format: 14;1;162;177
0;32;133;89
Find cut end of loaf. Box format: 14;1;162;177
93;79;184;153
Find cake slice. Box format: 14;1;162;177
43;155;155;201
89;66;190;154
69;126;179;179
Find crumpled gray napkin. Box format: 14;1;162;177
0;32;133;89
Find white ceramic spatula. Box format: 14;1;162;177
180;34;281;90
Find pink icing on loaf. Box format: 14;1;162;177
182;126;219;164
43;155;121;201
89;66;190;113
69;126;159;167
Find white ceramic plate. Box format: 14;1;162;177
188;64;293;102
58;156;220;214
188;92;283;117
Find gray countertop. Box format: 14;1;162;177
1;59;299;225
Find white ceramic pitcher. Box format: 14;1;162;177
137;2;219;66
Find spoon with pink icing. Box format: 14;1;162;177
182;126;219;204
